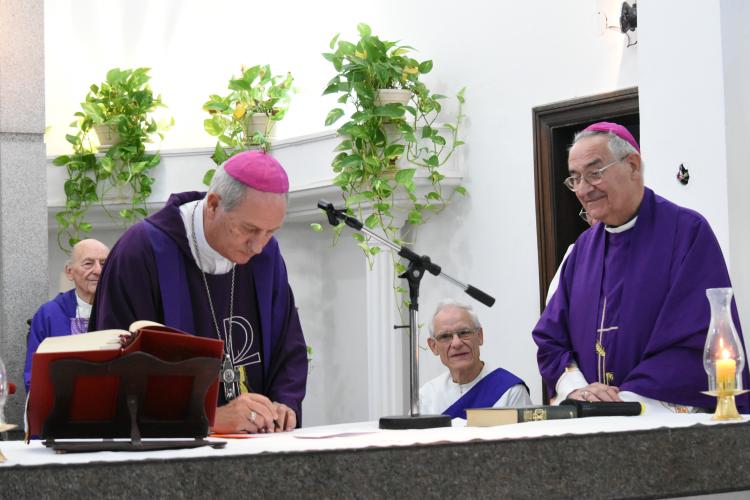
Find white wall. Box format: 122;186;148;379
274;221;369;425
638;0;750;331
45;0;750;425
638;1;730;251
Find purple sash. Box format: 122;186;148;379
69;317;89;335
443;367;527;419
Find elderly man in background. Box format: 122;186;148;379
24;238;109;391
533;122;749;412
420;299;531;419
90;151;307;434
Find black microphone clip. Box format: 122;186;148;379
317;200;342;227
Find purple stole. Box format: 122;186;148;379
144;220;195;334
442;367;526;419
144;219;282;383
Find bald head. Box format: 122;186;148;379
65;239;109;304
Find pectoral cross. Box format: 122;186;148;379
596;297;620;385
221;354;241;401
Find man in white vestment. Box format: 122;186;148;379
420;300;532;419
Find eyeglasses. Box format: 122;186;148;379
433;328;480;344
578;208;589;224
563;156;627;191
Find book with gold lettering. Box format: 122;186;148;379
466;405;577;427
467;401;644;427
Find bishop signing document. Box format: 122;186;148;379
90;151;308;434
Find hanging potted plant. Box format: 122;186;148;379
202;64;294;185
319;23;466;268
52;67;172;252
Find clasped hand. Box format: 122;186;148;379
212;393;296;434
570;383;622;402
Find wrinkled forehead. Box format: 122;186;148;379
227;190;288;228
72;245;109;264
568;136;611;173
434;306;476;332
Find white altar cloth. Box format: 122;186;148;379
1;414;746;467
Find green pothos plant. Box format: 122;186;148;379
52;67;171;252
317;23;466;292
202;65;294;185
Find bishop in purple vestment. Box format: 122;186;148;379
90;151;308;433
533;122;749;412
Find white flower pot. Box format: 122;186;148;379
245;113;277;139
375;89;412;107
93;124;121;148
99;179;132;204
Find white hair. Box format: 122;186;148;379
208;166;248;211
429;299;482;336
572;130;639;160
572;130;645;173
208;164;289;211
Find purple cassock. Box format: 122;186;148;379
534;188;750;411
25;289;82;392
90;191;308;422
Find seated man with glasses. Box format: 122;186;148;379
533;122;749;413
420;299;531;419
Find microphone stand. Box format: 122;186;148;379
318;200;496;429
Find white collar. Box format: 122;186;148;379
449;363;486;388
179;199;234;275
605;215;638;234
75;292;92;319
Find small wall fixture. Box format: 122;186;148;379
620;2;637;47
677;164;690;185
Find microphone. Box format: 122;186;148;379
560;399;644;417
466;285;495;307
315;199;496;308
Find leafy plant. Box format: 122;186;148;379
321;23;466;266
202;65;294;185
53;67;171;252
306;344;314;374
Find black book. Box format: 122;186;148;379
466;400;644;427
466;406;577;427
559;399;644;417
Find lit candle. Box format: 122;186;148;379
716;349;737;391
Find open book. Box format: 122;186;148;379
34;320;161;354
27;321;224;439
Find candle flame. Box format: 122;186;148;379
722;348;731;360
